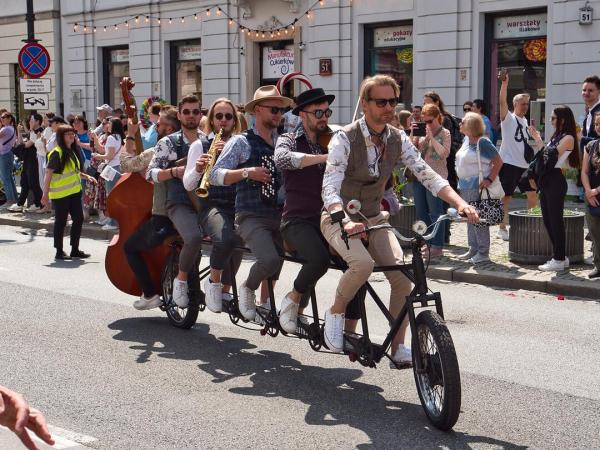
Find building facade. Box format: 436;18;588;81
54;0;599;132
0;0;61;121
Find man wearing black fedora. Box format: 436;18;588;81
273;88;361;334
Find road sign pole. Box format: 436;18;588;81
24;0;39;43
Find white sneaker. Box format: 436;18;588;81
24;205;41;213
496;228;509;241
324;309;345;353
390;344;412;368
96;217;110;225
565;257;570;268
538;258;567;272
278;294;299;334
101;223;118;231
222;292;233;302
584;256;594;266
133;294;162;310
203;278;222;313
457;249;477;260
238;282;257;320
7;204;23;212
467;253;490;265
172;278;189;307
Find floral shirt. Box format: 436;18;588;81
145;131;203;183
274;123;324;170
322;117;449;210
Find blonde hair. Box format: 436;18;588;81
461;112;485;137
513;93;530;105
359;75;400;102
421;104;442;122
204;98;241;135
396;110;412;129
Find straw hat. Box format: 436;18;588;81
245;85;293;114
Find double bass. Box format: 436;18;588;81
104;78;170;296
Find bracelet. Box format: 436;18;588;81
485;176;493;183
169;168;174;178
125;136;135;141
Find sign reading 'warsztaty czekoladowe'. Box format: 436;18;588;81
494;13;547;39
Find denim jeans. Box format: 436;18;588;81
0;152;18;202
103;165;121;226
413;181;445;249
461;189;490;256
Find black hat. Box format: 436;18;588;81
292;88;335;116
49;115;66;124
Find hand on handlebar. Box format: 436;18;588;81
457;204;480;224
344;221;367;240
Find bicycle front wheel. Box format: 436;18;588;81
161;247;200;329
412;310;461;431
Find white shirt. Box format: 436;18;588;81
499;112;531;169
29;130;46;157
183;138;207;192
586;99;600;134
45;132;56;153
105;135;122;167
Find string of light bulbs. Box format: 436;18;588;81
71;0;343;38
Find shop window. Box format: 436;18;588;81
103;47;129;109
170;40;202;103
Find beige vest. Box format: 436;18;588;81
340;121;401;219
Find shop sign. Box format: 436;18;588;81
262;46;294;78
374;25;413;48
494;13;547;39
178;45;202;61
111;49;129;63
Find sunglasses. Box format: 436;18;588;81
303;108;333;119
463;108;471;112
181;108;201;116
368;98;399;108
215;112;234;121
424;119;434;124
259;105;287;115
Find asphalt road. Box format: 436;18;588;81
0;224;598;449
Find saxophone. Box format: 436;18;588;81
196;128;223;198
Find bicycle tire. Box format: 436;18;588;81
412;310;461;431
161;248;200;329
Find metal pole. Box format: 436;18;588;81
24;0;38;43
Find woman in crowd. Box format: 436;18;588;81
529;106;580;272
71;115;92;167
472;99;497;145
581;112;600;279
91;117;124;230
410;104;451;258
84;119;109;224
0;112;18;210
391;108;412;130
455;112;503;264
41;125;95;260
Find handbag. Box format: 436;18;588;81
469;188;504;228
476;138;504;199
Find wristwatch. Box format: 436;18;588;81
126;136;135;141
242;168;249;179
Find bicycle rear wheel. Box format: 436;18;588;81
412;310;461;431
161;247;200;329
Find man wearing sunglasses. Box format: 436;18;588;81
183;98;244;313
321;75;479;366
210;86;293;321
146;94;209;308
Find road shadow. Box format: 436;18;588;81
43;259;93;268
109;317;527;449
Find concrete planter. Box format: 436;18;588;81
508;210;585;264
389;203;416;248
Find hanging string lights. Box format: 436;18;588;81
71;0;334;38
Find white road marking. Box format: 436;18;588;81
32;425;97;449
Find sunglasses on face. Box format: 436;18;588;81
424;119;434;124
181;108;201;116
303;108;333;119
463;108;471;112
215;112;234;121
259;105;286;115
368;98;399;108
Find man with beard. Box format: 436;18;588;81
183;98;244;313
320;75;478;366
120;108;180;310
210;86;292;322
146;95;208;309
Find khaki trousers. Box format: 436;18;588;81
320;211;412;318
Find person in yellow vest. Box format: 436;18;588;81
41;125;96;260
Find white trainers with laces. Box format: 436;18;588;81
134;294;162;310
457;249;477;261
172;278;189;307
538;258;567;272
238;282;257;320
467;253;490;265
278;294;299;334
7;204;23;212
584;256;594;266
496;228;509;241
203;278;222;313
324;309;345;353
390;344;412;368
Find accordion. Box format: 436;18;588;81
260;155;278;206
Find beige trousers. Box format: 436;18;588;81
320;211;412;318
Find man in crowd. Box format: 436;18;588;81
93;104;113;136
210;86;292;321
411;104;422;123
581;76;600;152
497;69;537;241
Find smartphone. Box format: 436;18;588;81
499;67;508;81
413;121;426;137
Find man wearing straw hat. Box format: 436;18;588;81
210;85;292;322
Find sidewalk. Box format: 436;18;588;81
1;198;598;300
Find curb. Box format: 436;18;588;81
2;215;599;300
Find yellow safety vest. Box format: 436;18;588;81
48;146;82;200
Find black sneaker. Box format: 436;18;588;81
55;251;72;260
70;250;91;259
